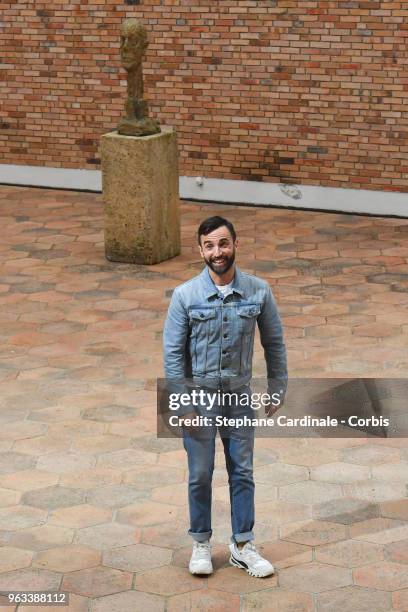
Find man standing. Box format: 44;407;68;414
163;216;287;577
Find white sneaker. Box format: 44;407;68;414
229;541;274;577
189;540;213;575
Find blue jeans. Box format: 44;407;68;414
183;388;255;543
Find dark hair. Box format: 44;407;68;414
197;216;237;245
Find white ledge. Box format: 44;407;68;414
0;164;407;217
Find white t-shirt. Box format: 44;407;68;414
215;280;234;297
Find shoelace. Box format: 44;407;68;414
241;542;262;562
195;542;211;553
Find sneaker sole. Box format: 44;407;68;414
189;566;213;575
229;554;274;578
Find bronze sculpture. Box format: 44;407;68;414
118;19;161;137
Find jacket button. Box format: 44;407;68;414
200;313;204;318
223;316;228;322
223;333;228;338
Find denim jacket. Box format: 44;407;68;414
163;266;287;394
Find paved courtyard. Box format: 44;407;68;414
0;185;407;611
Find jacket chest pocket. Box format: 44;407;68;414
237;304;260;334
189;308;216;336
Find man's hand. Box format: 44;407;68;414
265;403;281;418
178;411;199;430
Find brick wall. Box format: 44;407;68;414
1;1;407;192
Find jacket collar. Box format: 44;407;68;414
200;265;245;299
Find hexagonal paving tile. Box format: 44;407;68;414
0;420;46;440
255;501;310;526
0;469;59;491
76;522;140;550
0;452;36;474
316;539;384;568
142;521;192;549
21;486;86;510
372;462;408;481
0;406;29;424
279;481;342;505
0;568;61;591
62;566;132;598
0;487;20;507
0;442;12;454
353;560;408;590
122;466;185;489
242;589;313;611
37;452;96;473
386;539;408;564
33;544;100;572
47;418;105;440
393;588;408;610
254;463;309;486
49;504;112;528
317;585;391;612
207;566;277;594
312;497;379;524
167;588;241;612
73;434;129;454
277;442;338;468
350;517;408;544
0;505;46;530
0;546;33;573
13;434;70;455
103;543;172;573
380;498;408;521
97;449;156;470
29;405;82;423
86;484;149;508
7;524;73;551
91;590;165;612
130;436;183;454
60;467;121;490
340;444;400;465
82;404;138;422
116;501;178;527
279;561;352;593
256;540;312;569
135;565;205;596
343;480;406;503
310;461;370;483
251;447;279;467
157;449;186;467
151;482;188;506
280;519;347;547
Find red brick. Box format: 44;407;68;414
0;1;407;193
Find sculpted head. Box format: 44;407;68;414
120;19;148;70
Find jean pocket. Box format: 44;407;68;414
237;304;260;334
190;308;216;323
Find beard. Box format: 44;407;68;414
204;249;235;275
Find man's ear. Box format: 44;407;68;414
234;239;238;250
198;243;204;259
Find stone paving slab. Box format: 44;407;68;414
0;186;407;610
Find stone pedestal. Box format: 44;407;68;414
101;127;180;265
